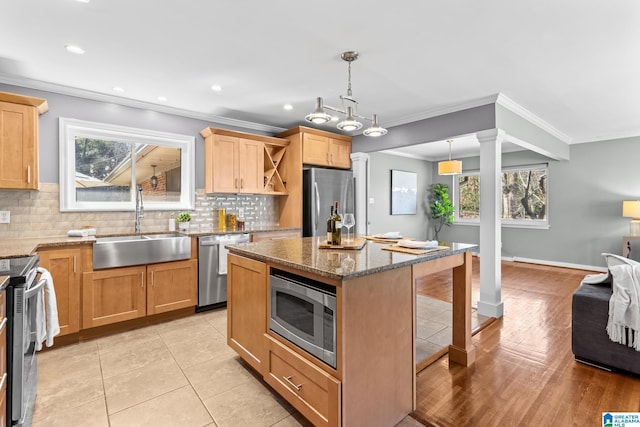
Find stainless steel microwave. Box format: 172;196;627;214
269;270;337;368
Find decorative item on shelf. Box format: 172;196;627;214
305;51;388;137
438;139;462;175
150;164;158;189
623;200;640;235
176;211;191;231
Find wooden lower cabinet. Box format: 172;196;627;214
227;254;267;374
83;259;198;328
38;247;82;336
264;335;340;427
82;266;147;328
147;259;197;315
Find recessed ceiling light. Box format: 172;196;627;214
210;85;222;92
283;104;293;111
65;44;85;55
75;0;90;3
157;96;167;102
112;86;125;93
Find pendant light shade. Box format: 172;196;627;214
305;97;333;124
363;114;388;137
336;107;363;131
438;140;462;175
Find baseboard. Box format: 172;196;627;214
511;256;607;273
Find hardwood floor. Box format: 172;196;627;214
413;258;640;426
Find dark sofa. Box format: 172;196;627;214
572;274;640;376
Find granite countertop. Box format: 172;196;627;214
227;236;477;281
0;226;301;259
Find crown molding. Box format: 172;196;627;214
381;94;500;129
570;130;640;144
0;74;286;134
494;93;572;144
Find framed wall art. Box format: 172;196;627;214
390;169;417;215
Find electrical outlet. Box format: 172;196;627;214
0;211;9;224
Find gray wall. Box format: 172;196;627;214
368;152;433;240
435;136;640;268
0;83;270;188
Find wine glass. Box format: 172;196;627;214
342;213;355;242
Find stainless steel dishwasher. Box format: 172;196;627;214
197;233;250;311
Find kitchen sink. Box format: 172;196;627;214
93;233;191;269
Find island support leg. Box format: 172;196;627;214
449;250;476;366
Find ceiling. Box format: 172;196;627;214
1;1;639;161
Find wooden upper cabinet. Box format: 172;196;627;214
328;138;352;169
201;127;289;194
277;126;352;169
0;91;47;190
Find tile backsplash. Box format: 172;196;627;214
0;184;279;238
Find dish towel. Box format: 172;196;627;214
36;267;61;350
603;253;640;351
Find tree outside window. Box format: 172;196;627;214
454;164;548;227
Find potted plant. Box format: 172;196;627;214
176;211;192;231
429;183;455;241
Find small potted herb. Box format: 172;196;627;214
176;211;192;231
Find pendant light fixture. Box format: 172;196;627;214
150;164;158;189
305;51;388;137
438;140;462;175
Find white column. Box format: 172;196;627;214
351;152;369;236
476;129;505;318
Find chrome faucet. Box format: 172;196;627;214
135;184;144;233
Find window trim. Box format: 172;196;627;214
59;117;195;212
453;163;549;229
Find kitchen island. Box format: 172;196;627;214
226;236;477;427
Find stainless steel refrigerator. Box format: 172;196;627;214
303;167;355;237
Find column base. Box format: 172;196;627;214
477;300;504;318
449;344;476;367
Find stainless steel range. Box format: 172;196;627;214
2;255;42;426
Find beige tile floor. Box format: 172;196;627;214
32;297;467;427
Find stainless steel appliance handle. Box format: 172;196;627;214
25;278;47;299
314;181;320;231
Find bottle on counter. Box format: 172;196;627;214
326;205;334;244
237;208;245;231
218;208;226;230
331;201;342;246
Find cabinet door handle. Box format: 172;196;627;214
235;178;238;188
326;153;330;163
141;272;144;288
283;375;302;392
151;271;154;287
330;153;333;163
240;178;244;189
27;166;31;183
73;256;77;273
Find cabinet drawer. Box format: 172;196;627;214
264;335;340;427
250;230;300;242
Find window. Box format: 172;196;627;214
454;164;548;228
59;118;195;211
